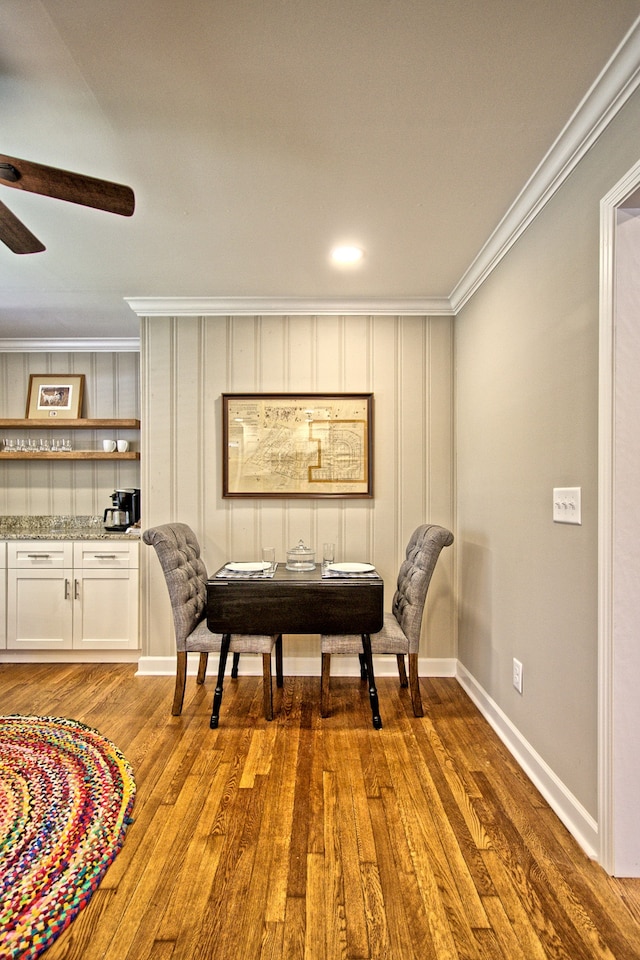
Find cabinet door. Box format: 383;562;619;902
0;543;6;650
72;568;139;650
7;568;73;650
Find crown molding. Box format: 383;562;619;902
450;15;640;313
0;338;140;353
125;297;454;317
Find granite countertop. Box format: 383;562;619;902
0;515;142;541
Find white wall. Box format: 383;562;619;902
455;87;640;823
0;352;140;516
140;313;455;667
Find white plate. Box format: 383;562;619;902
326;562;375;573
225;561;271;572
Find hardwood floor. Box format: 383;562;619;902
2;663;640;959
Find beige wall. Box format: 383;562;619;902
455;87;640;819
140;313;455;666
0;351;140;516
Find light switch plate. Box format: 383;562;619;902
553;487;582;524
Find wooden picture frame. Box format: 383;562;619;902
223;393;373;498
25;374;85;420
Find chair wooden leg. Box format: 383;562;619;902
408;652;424;717
172;650;188;715
320;653;331;718
197;652;209;684
397;654;408;687
275;634;284;688
262;652;274;721
231;652;240;678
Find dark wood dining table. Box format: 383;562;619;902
207;563;384;728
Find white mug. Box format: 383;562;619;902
116;440;129;453
102;439;117;452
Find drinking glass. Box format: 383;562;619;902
262;546;276;571
323;542;335;565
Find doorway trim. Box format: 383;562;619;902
598;155;640;874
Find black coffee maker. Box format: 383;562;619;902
103;488;141;531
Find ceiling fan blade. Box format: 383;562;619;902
0;154;135;217
0;198;45;254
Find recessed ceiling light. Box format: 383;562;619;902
330;244;364;265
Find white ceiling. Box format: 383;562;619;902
1;0;639;341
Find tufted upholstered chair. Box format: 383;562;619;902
143;523;282;723
320;524;453;719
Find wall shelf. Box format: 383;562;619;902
0;418;140;429
0;451;139;460
0;418;140;460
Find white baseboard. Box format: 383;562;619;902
456;662;599;861
135;654;458;678
0;650;141;664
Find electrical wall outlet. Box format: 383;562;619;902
513;658;523;694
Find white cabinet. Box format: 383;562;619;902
6;540;139;651
0;542;6;649
6;541;72;650
72;542;139;651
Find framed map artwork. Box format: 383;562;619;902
222;393;373;498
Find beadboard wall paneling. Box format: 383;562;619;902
0;352;140;516
141;314;455;663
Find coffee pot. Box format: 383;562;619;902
103;488;141;531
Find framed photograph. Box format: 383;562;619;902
25;374;85;420
223;393;373;498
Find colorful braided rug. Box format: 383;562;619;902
0;715;136;960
